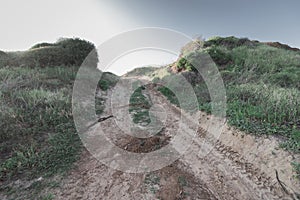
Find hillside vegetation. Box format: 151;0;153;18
129;36;300;176
0;38;98;68
0;39;119;199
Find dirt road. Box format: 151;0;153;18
52;78;300;200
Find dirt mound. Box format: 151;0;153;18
117;134;171;153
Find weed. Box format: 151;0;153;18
129;86;152;125
98;72;119;91
157;86;179;106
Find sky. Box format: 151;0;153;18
1;0;299;75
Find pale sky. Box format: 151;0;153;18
1;0;299;75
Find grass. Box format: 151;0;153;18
98;72;119;91
292;162;300;179
0;65;115;198
157;86;179;106
129;85;152;125
0;66;81;191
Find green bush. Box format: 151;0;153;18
0;38;98;68
98;72;119;91
204;36;256;49
30;43;54;49
205;46;232;66
176;55;196;71
55;38;98;66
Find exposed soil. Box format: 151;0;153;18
50;77;299;200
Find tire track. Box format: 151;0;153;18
146;84;295;199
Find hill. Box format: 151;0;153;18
127;36;300;173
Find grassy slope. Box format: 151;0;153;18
128;37;300;177
0;65;118;198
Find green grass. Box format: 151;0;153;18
129;86;152;125
98;72;119;91
157;86;179;106
0;65;113;198
0;66;81;180
292;162;300;179
226;84;299;136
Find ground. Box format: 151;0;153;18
48;77;299;200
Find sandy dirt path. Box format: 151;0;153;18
52;77;299;200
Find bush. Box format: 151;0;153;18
176;55;196;72
55;38;98;66
30;43;54;49
1;38;98;68
205;46;232;66
98;72;119;91
204;36;256;49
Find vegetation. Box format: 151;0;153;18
129;85;152;125
0;38;98;68
179;38;299;150
151;37;300;174
0;66;79;198
98;72;119;91
0;64;117;198
157;86;179;106
1;35;300;197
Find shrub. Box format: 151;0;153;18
30;43;54;49
55;38;98;66
1;38;98;68
98;72;119;91
204;36;256;49
176;54;196;72
205;46;232;66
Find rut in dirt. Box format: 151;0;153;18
53;79;299;200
